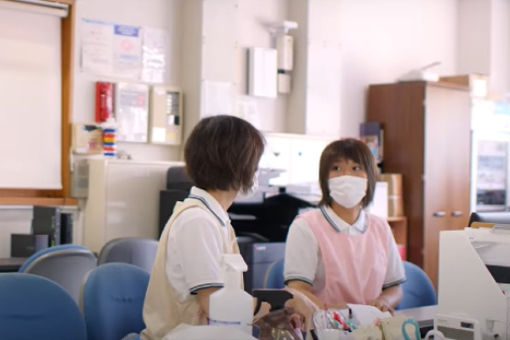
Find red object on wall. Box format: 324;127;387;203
95;82;114;123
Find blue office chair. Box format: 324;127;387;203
18;244;97;303
0;273;87;340
263;258;285;289
81;262;150;340
97;237;158;272
395;261;437;310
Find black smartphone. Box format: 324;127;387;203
252;288;293;313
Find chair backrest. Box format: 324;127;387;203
396;261;437;310
18;244;97;303
0;273;87;340
81;262;150;340
263;258;285;289
97;237;158;272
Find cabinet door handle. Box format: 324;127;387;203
451;211;464;217
433;211;446;217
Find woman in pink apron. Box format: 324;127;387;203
284;138;405;312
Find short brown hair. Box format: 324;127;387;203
318;138;377;207
184;115;265;192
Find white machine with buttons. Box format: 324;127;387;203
438;227;510;340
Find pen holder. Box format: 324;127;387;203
103;127;116;157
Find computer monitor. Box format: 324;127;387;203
468;211;510;227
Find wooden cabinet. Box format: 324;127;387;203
367;81;471;288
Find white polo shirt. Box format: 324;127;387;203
284;206;405;291
165;187;231;301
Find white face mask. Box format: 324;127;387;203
328;175;367;208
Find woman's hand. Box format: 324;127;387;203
253;301;271;322
371;284;403;314
284;287;321;332
370;296;394;313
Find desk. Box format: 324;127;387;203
0;257;27;272
395;305;437;338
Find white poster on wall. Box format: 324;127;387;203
115;82;149;143
113;24;142;79
81;19;142;79
81;19;114;76
142;27;166;83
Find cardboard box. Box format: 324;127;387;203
71;123;103;154
440;73;488;98
378;173;404;217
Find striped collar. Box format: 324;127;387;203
319;205;367;234
187;186;229;227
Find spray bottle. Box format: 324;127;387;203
209;253;253;335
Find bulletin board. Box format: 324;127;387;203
0;0;75;205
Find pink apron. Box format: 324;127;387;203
300;209;390;306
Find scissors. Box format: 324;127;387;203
401;318;421;340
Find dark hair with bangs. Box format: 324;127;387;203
184;115;265;193
318;138;377;207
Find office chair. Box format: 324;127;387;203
395;261;437;310
81;262;150;340
262;258;285;289
18;244;96;303
97;237;158;272
0;273;87;340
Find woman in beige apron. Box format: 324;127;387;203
141;115;265;340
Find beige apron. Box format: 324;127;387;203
141;198;240;340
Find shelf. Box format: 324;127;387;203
0;197;77;206
387;216;408;258
387;216;407;222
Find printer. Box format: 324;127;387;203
159;166;317;240
158;166;318;293
437;226;510;340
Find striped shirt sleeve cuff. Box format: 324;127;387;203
382;277;406;289
189;282;223;295
284;275;314;286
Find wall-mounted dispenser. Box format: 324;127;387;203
247;47;277;98
273;20;298;94
149;85;183;145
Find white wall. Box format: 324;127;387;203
4;0;510;257
287;0;343;137
236;0;289;132
336;0;458;137
457;0;491;75
72;0;183;161
490;0;510;96
71;0;476;146
180;0;290;136
457;0;510;98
